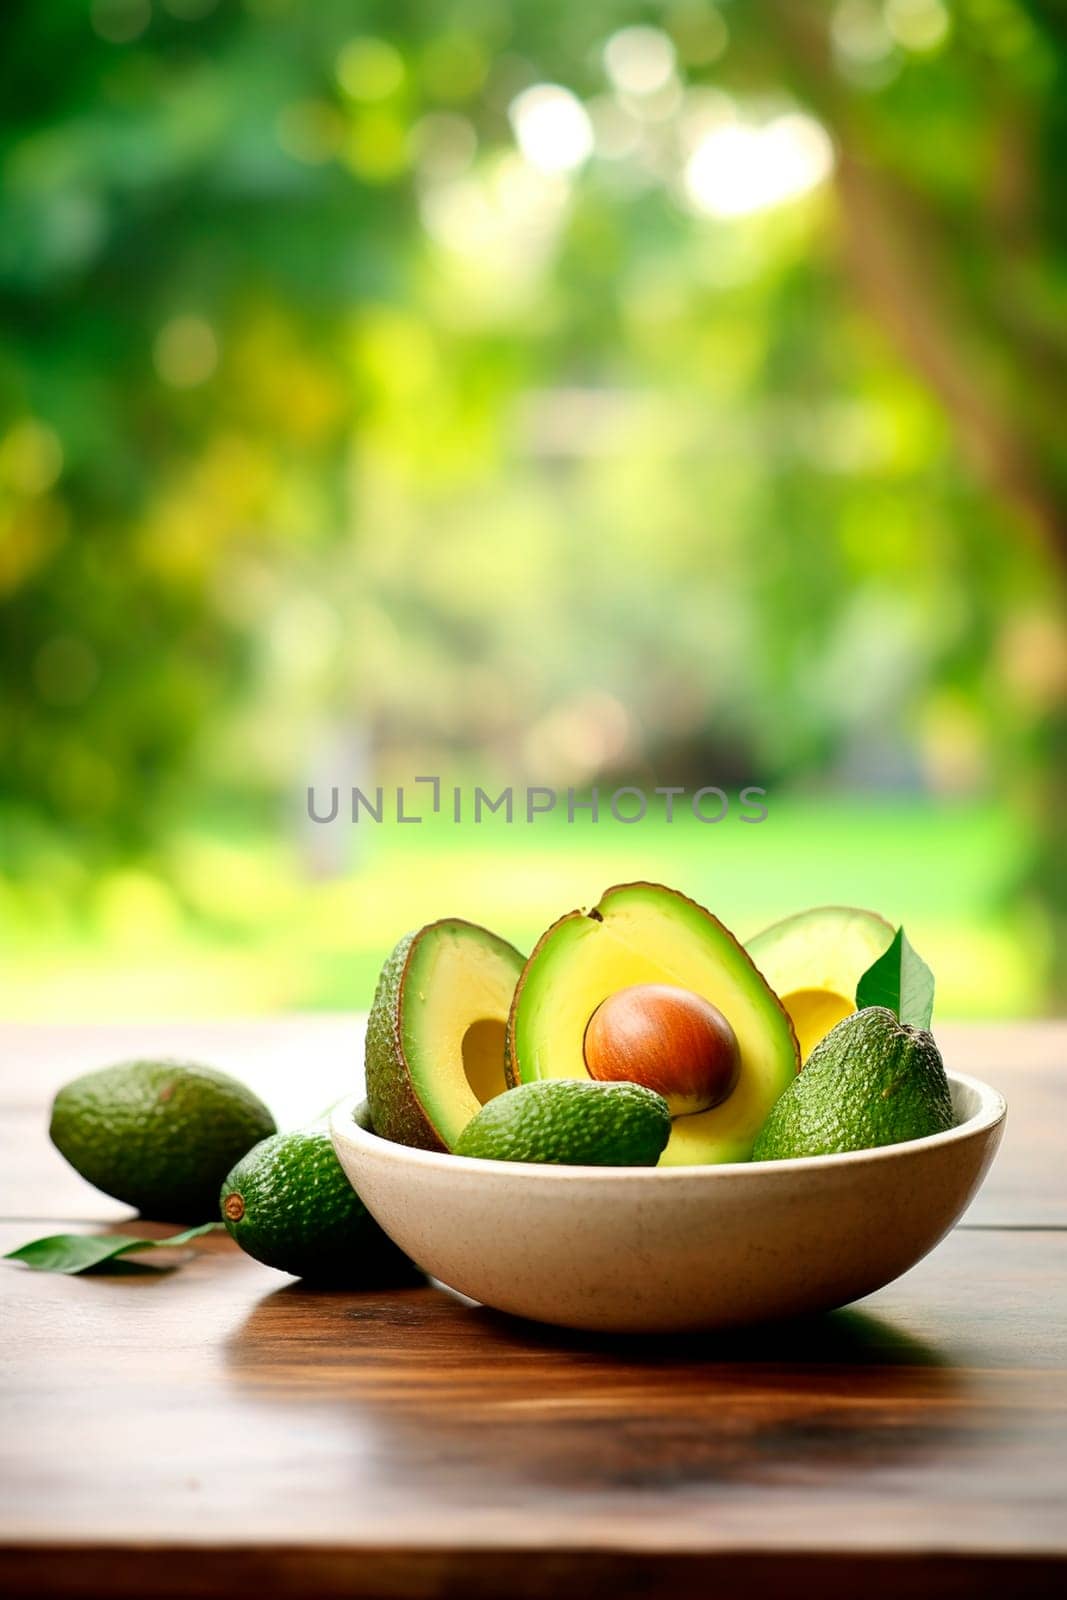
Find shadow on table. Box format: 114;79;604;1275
227;1272;955;1366
223;1277;977;1497
460;1298;954;1366
224;1271;961;1368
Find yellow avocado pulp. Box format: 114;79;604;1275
777;988;855;1063
401;927;521;1144
461;1017;510;1105
745;906;895;1063
365;918;525;1153
507;883;798;1165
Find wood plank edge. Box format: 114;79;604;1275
1;1544;1063;1600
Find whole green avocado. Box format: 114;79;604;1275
454;1078;671;1166
220;1119;418;1285
50;1060;276;1220
752;1006;954;1161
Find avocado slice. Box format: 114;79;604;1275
506;882;799;1166
746;906;895;1063
365;919;525;1152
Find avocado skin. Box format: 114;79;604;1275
364;929;444;1152
752;1007;953;1161
454;1079;671;1166
365;921;525;1153
220;1122;418;1285
50;1060;276;1220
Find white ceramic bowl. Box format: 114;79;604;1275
331;1071;1005;1333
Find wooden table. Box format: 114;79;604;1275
1;1018;1064;1599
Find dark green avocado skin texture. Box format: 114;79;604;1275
220;1123;417;1285
454;1079;671;1167
50;1059;276;1221
753;1007;953;1161
364;931;432;1149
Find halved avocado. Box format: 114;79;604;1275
365;919;525;1152
746;906;895;1063
506;883;799;1166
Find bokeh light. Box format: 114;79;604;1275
153;316;219;388
336;36;406;102
509;85;595;174
885;0;951;53
90;0;151;45
0;422;64;495
603;27;677;96
684;112;834;218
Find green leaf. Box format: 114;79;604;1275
856;926;935;1029
3;1223;220;1275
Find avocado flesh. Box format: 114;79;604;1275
746;906;895;1063
507;882;799;1166
365;919;525;1152
752;1006;954;1160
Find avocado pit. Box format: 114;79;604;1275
582;983;742;1117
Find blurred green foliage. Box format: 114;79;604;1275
0;799;1042;1020
1;0;1065;1014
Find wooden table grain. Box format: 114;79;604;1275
1;1018;1064;1600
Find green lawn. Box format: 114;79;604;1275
0;797;1041;1020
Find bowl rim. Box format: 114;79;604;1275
330;1068;1006;1182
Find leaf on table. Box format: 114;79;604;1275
3;1223;220;1275
855;926;935;1029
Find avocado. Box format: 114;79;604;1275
50;1060;275;1221
453;1079;671;1166
220;1115;417;1284
365;919;525;1152
506;882;799;1166
752;1006;954;1161
746;906;895;1063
